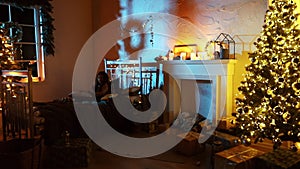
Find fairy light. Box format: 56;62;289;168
233;0;300;150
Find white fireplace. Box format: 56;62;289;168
158;59;237;127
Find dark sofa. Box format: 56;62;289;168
34;96;136;145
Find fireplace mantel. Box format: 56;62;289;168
158;59;237;126
158;59;237;78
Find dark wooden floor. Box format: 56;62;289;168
0;112;292;169
52;138;290;169
83;146;212;169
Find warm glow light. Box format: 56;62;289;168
234;0;300;147
173;44;197;59
295;142;300;150
18;77;39;83
2;70;29;77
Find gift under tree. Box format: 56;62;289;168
233;0;300;150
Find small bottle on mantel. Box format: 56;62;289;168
168;50;174;60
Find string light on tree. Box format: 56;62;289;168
233;0;300;150
0;22;22;70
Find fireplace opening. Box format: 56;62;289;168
195;80;213;121
180;79;213;123
160;60;237;129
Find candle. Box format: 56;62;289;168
180;52;186;60
190;52;197;60
168;51;174;60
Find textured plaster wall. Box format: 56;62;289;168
113;0;268;62
33;0;268;102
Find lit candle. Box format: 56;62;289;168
168;51;174;60
190;52;197;60
180;52;186;60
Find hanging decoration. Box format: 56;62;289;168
145;15;154;47
120;15;154;47
1;0;55;56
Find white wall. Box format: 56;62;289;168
32;0;268;102
33;0;93;102
110;0;267;60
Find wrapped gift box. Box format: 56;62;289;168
175;131;204;156
256;148;300;169
214;145;264;169
43;138;92;168
214;131;239;150
217;117;236;130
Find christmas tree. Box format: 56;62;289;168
0;22;22;71
233;0;300;149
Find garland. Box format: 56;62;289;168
1;0;55;56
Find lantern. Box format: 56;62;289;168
213;33;235;59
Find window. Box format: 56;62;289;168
0;2;52;82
